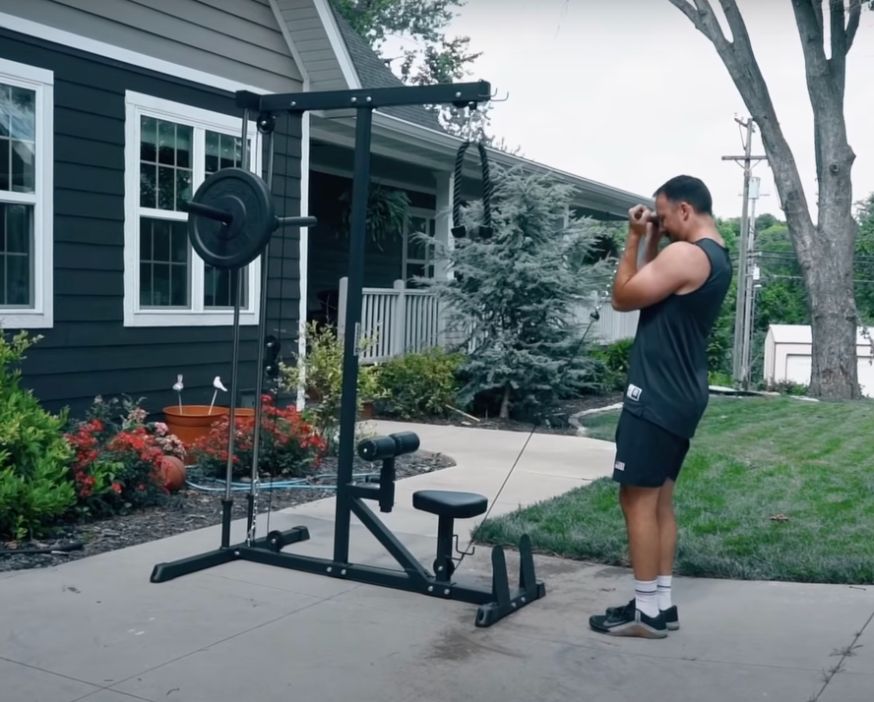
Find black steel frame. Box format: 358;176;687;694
150;81;545;627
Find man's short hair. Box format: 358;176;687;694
653;175;713;216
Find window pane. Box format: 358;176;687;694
11;139;35;192
205;130;219;175
170;221;188;263
140;218;190;308
6;254;31;305
175;169;191;210
407;263;426;280
0;139;9;191
140;164;156;208
170;263;189;306
176;125;192;169
140;116;157;162
151;219;170;261
153;265;170;305
220;133;235;169
139;262;153;306
204;266;247;308
9;87;35;140
158;121;175;166
158;166;174;209
0;85;9;137
6;204;30;252
0;203;33;307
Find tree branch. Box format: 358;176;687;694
845;0;862;53
668;0;816;257
830;0;848;99
665;0;727;45
665;0;705;31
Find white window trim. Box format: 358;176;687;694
0;58;53;329
402;208;437;284
124;91;262;327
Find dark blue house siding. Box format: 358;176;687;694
0;29;302;416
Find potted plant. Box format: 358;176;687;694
162;375;238;450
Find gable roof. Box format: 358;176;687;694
328;4;444;131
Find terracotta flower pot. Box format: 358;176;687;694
162;405;230;450
159;455;186;492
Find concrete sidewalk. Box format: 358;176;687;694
2;421;872;702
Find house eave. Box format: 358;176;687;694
371;111;651;218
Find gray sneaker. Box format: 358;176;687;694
606;602;680;631
589;599;668;639
661;605;679;631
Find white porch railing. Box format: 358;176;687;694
338;281;638;364
338;278;441;363
573;295;639;343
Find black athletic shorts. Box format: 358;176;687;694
612;410;690;488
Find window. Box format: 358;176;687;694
403;212;436;288
124;92;261;327
0;58;53;329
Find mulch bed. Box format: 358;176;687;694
1;393;625;574
0;450;454;574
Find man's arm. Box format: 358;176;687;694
642;230;663;264
612;242;700;312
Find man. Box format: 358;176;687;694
589;175;732;639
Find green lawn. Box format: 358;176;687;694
475;395;874;584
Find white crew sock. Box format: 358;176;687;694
634;578;659;618
657;575;673;610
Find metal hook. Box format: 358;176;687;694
489;89;510;103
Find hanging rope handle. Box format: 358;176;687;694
452;139;493;239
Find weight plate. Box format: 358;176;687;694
187;168;276;270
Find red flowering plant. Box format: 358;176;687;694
190;394;327;480
64;396;186;516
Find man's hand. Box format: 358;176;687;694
628;204;657;238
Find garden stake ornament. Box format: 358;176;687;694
151;79;547;628
209;376;228;415
172;374;183;413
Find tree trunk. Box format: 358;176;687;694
666;0;863;400
499;384;511;419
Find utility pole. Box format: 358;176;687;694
741;176;765;388
722;117;767;390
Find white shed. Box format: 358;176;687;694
763;324;874;397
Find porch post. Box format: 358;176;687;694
434;170;454;282
434;170;453;346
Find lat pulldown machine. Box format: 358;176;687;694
150;80;545;627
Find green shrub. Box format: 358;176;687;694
376;348;464;419
708;370;734;387
0;331;75;539
591;338;634;391
279;322;379;450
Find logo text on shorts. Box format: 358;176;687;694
627;384;643;401
614;461;625;471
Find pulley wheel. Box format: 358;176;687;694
186;168;276;270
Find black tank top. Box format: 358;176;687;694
622;238;732;438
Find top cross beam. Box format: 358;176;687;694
236;81;492;114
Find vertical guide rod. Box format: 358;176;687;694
247;124;276;545
333;107;373;564
220;109;250;548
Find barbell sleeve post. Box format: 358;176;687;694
276;215;318;228
183;200;234;224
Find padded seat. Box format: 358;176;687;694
412;490;487;519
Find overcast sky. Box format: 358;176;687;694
435;0;874;219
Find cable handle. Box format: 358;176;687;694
452;140;493;240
